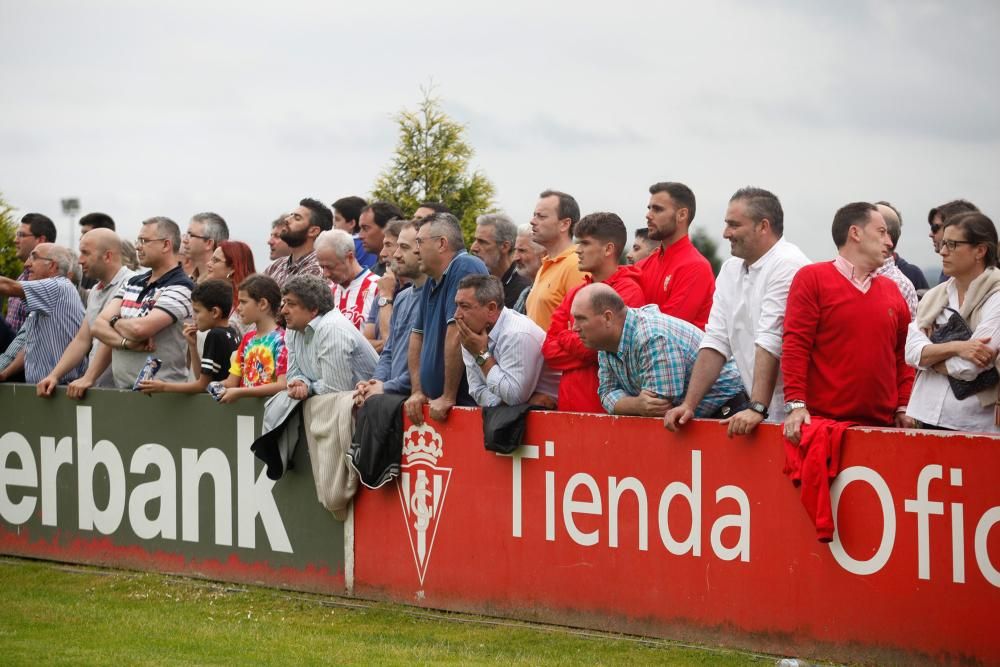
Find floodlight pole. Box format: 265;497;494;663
61;197;80;251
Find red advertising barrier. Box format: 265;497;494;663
352;408;1000;665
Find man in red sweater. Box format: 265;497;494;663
635;182;714;330
782;202;916;443
542;212;644;412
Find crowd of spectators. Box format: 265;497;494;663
3;187;998;437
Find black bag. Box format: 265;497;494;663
929;307;1000;400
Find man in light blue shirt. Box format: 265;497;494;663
282;275;378;399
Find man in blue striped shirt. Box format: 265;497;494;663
0;244;86;384
571;283;745;418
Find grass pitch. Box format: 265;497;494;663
0;557;769;665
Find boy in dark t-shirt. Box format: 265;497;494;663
139;279;240;394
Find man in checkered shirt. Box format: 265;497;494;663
571;283;746;418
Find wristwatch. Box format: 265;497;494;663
784;400;807;412
109;315;121;329
475;350;492;367
748;401;769;419
378;296;394;307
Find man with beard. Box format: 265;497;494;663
635;181;714;329
267;215;291;262
471;213;530;309
664;187;809;436
511;224;546;314
264;198;333;287
355;220;427;401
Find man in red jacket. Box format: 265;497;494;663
782;202;916;443
542;212;644;412
635;182;714;329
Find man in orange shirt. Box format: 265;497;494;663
525;189;588;330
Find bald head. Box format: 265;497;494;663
570;283;627;352
79;228;123;281
876;202;902;250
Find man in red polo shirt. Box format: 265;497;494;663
635;182;714;330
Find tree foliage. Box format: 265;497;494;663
371;90;496;246
691;227;723;276
0;192;21;279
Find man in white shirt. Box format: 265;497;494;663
454;274;559;407
665;187;810;436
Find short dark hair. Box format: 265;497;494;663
944;212;999;268
361;201;405;229
539;189;581;235
239;274;282;318
417;201;452;216
299;198;334;232
457;273;505;307
332;196;368;232
832;202;878;248
635;228;650;240
21;213;57;242
575;212;628;257
283;274;335;314
929;199;979;226
79;212;115;231
649;182;697;224
192;279;233;316
730;187;783;237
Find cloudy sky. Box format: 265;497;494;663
2;0;998;272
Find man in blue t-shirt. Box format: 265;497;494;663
404;213;488;424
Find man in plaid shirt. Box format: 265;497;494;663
571;283;745;418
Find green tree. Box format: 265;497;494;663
691;227;723;276
0;191;22;317
371;89;496;246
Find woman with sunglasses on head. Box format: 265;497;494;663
906;212;1000;432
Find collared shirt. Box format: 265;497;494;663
414;251;489;401
832;255;875;293
373;283;423;394
905;283;1000;432
501;263;532;310
875;257;918;320
598;305;744;416
700;239;810;421
286;308;378;396
525;245;588;331
332;268;379;330
263;250;323;288
635;235;714;330
111;264;194;387
4;268;30;332
22;276;87;384
85;266;136;387
461;308;561;407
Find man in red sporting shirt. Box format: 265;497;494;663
542;212;644;412
782;202;916;443
635;182;714;329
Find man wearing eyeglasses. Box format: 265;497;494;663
403;212;489;424
181;212;229;283
0;243;86;384
91;216;194;387
4;213;57;341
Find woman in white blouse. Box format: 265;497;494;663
906;212;1000;432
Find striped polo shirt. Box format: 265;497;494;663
111;264;193;387
22;276;86;384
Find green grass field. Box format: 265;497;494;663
0;557;774;665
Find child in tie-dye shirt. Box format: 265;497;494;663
217;275;288;402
